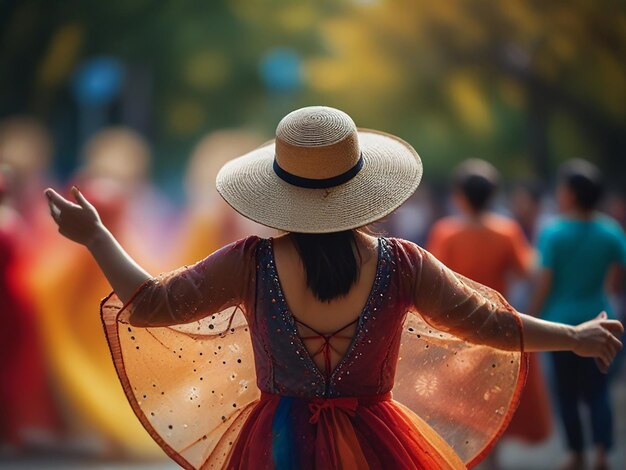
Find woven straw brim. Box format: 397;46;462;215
216;129;423;233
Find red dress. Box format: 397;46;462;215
0;218;59;445
101;237;527;469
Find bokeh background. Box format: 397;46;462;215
2;0;625;185
0;0;624;469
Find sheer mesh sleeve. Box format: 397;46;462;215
412;244;522;351
100;236;261;469
123;236;259;327
392;239;527;468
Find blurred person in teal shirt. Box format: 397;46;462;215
530;159;626;470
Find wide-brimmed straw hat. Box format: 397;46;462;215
216;106;422;233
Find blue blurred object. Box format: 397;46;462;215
72;57;124;106
259;48;302;93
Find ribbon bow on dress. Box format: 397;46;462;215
308;397;359;424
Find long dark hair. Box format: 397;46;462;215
291;230;361;302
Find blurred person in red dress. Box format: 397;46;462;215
0;167;61;452
427;160;552;467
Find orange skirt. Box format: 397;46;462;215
224;392;465;469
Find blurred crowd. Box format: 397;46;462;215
0;116;624;469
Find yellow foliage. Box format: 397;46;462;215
236;0;621;158
426;1;486;46
499;0;542;38
184;50;231;91
305;58;353;92
37;23;83;88
359;0;424;43
320;18;368;55
306;53;403;101
446;74;492;135
276;3;317;32
548;34;576;63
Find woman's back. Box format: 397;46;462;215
272;232;379;373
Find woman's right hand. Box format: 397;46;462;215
45;186;105;247
572;312;624;373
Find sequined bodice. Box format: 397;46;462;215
249;238;408;398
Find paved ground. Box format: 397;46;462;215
2;371;624;470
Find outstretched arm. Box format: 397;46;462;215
519;311;622;372
46;187;151;303
412;244;623;373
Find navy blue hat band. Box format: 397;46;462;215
272;154;364;189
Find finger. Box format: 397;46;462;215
608;333;623;350
595;357;609;374
47;199;61;223
601;346;614;365
594;358;606;374
601;320;625;337
607;336;622;357
607;343;620;364
71;186;95;211
596;311;608;320
45;188;80;211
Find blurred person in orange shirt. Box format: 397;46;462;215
427;159;552;465
427;160;532;293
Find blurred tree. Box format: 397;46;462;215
305;0;626;182
0;0;623;183
0;0;321;177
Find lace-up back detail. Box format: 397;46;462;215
291;316;360;380
254;237;394;398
